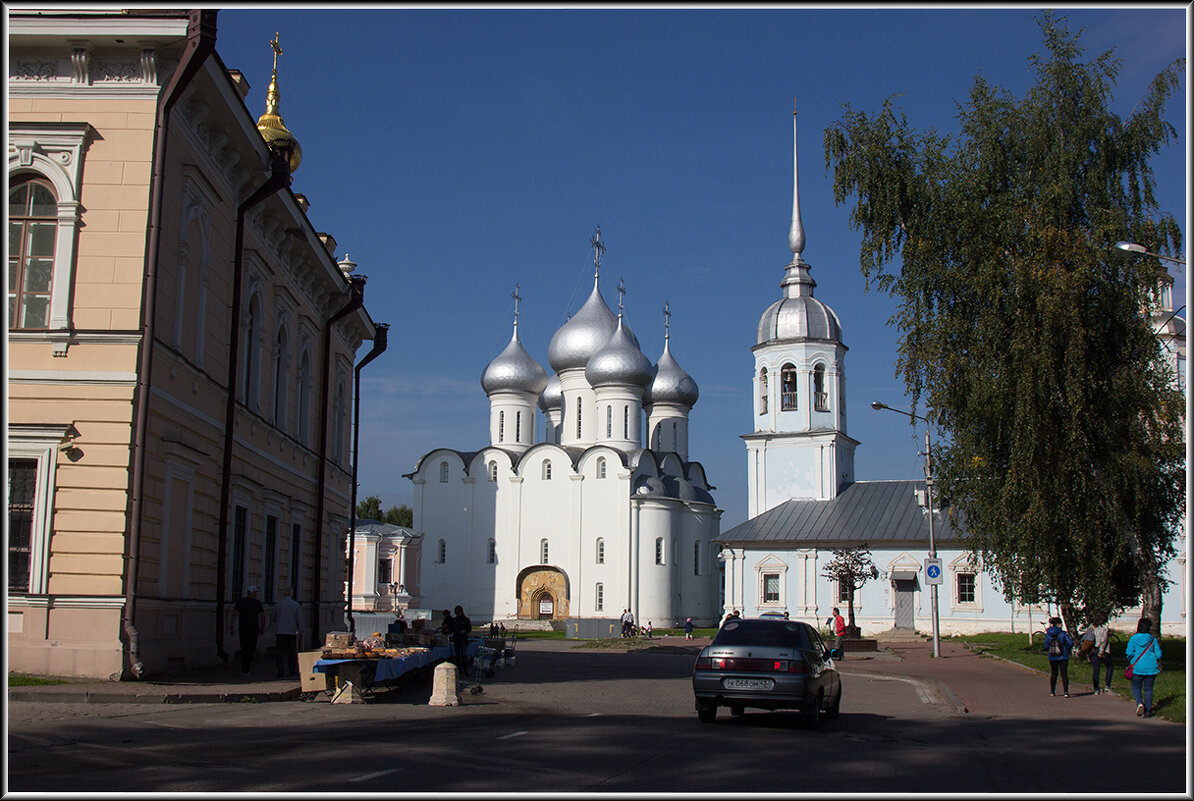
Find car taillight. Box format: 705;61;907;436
695;657;711;670
787;659;806;674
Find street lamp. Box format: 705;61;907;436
1113;241;1187;266
871;401;941;658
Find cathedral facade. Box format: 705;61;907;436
406;247;723;627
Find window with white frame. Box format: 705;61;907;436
7;424;73;595
378;557;393;585
596;537;605;564
762;573;780;604
542;460;552;480
487;460;498;482
596;457;606;479
780;363;798;410
8;176;57;330
540;539;549;564
837;580;851;604
515;410;522;442
595;582;604;611
655;537;664;565
955;572;978;606
498;410;504;442
576;397;582;438
606;405;612;438
813;363;829;412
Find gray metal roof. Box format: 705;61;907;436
717;480;962;546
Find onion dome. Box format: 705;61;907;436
481;292;548;395
538;373;563;412
585;318;653;388
645;339;699;407
547;280;619;372
256;33;302;173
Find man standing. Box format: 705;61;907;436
620;609;631;638
230;586;265;677
451;605;472;668
828;607;846;658
274;587;302;679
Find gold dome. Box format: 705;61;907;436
256;33;302;173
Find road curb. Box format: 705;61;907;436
8;687;303;704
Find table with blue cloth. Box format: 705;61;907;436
312;640;480;696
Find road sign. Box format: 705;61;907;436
924;558;943;585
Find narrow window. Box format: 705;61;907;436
273;325;289;430
243;295;261;407
763;573;780;603
837;580;851;604
231;505;248;599
297;350;312;446
290;523;302;601
438;539;446;564
7;459;36;591
263;514;278;602
957;573;976;604
596;538;605;564
487;460;498;482
8;177;57;330
333;379;347;463
542;460;552;480
814;364;828;411
596;457;606;479
487;538;496;564
758;367;768;414
439;462;449;483
781;363;798;410
623;405;629;439
498;410;505;443
595;582;604;612
672;421;677;450
655;537;664;565
576;397;582;438
693;540;701;576
540;538;549;564
515;410;522;442
606;405;612;438
378;557;392;586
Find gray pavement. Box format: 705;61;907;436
5;634;1180;728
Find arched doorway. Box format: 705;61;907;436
516;566;570;620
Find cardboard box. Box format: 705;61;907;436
298;649;329;693
324;631;353;648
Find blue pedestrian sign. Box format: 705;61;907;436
924;558;943;585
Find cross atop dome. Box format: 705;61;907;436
663;300;671;343
591;225;605;282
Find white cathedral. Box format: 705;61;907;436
405;237;723;627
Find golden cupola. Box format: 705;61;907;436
256;32;302;173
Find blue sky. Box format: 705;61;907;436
214;6;1188;529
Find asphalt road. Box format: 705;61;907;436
6;640;1187;794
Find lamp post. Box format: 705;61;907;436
1113;241;1187;266
871;401;941;658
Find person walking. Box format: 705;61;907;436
1044;616;1074;697
229;585;265;677
1125;617;1163;717
1084;613;1113;694
273;586;302;679
451;605;472;668
828;608;846;658
684;617;694;640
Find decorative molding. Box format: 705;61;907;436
16;60;58;81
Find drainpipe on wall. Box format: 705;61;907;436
123;9;217;681
346;323;389;635
214;144;293;664
310;275;366;646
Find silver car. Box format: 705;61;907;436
692;618;842;727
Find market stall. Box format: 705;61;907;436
311;640;481;698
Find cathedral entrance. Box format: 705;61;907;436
516;566;570;620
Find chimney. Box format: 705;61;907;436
226;69;251;99
318;233;337;258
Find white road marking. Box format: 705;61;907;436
498;730;529;739
853;673;940;704
349;768;401;782
587;712;602;717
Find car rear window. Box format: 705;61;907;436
712;620;810;649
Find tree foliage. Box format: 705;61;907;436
824;12;1185;634
356;496;413;527
821;545;877;633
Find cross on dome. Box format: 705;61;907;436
590;225;605;282
663;300;671;342
617;276;626;318
511;283;522;332
270;32;283;74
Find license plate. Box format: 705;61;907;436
724;677;772;690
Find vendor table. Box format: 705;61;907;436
312;640;480;696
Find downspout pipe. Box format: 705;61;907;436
346;323;389;635
124;9;217;681
310;275;367;646
214;144;293;663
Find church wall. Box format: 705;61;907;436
577;450;631;617
416;454;477;616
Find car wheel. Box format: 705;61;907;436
826;692;841;720
697;703;717;723
803;692;823;730
730;703;745;717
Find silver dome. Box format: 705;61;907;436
538;373;563;411
547;282;619;372
644;340;699;407
585;319;653;388
481;330;548;396
756;259;842;345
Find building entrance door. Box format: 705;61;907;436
536;594;554;619
891;572;919;629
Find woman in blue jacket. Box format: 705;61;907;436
1044;616;1074;697
1125;617;1163;717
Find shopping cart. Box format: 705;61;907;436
459;645;497;695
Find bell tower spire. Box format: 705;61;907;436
788;100;806;262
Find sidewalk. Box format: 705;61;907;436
6;635;1172;724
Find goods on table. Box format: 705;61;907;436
320;645;431;660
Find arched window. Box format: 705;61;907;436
487;460;498;482
540;538;549;564
242;292;262;409
542;460;552;480
814;364;828;411
781;363;798;410
623;405;629;439
576;397;582;438
296;348;312;446
606;405;612;438
655;537;664;565
273;324;289;430
8;176;57;330
595;582;604;612
758;367;769;414
438;538;446;563
333;378;347;463
596;537;605;564
439;462;449;483
515;410;522;442
498;410;505;443
487;538;496;564
693;540;701;575
596;457;607;479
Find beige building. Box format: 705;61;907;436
8;9;381;678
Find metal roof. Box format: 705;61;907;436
717;480;962;546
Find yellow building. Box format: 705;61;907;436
8;9;381;678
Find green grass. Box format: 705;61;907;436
8;674;71;686
946;631;1185;723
